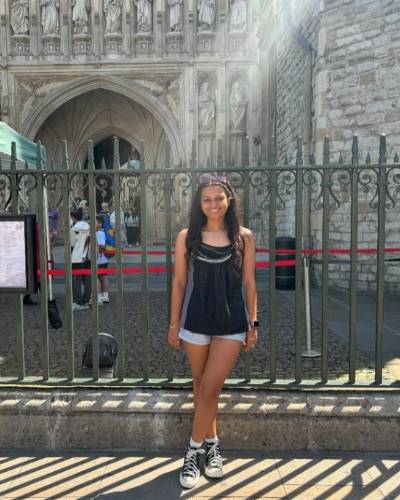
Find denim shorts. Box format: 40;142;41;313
179;327;246;345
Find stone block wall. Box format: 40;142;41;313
311;0;400;292
274;0;320;240
260;0;400;292
275;0;320;164
316;0;400;160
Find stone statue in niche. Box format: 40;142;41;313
104;0;123;34
229;0;246;32
134;0;153;33
230;80;247;131
168;0;182;32
198;81;215;131
40;0;60;35
72;0;91;34
10;0;29;35
197;0;215;32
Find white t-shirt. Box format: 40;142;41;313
96;230;108;265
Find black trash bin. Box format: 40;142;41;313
275;236;296;290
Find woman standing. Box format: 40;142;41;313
168;176;258;489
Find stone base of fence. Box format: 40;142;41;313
0;388;398;452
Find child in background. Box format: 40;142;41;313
96;215;110;304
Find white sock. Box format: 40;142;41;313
189;438;203;449
205;436;218;444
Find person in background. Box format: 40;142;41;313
99;201;111;227
96;215;110;304
125;209;137;247
78;199;90;221
70;208;91;311
110;205;127;247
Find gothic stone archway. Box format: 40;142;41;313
21;75;184;165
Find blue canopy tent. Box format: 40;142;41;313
0;121;46;165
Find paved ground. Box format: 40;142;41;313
0;450;399;499
0;288;385;382
0;244;398;381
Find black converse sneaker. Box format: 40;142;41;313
204;440;224;478
179;446;205;489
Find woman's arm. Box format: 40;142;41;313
168;228;189;350
241;228;258;351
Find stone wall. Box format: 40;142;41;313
0;388;399;451
311;0;400;292
257;0;400;292
275;0;320;164
272;0;320;241
316;0;400;159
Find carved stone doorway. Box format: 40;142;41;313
82;136;136;210
34;88;167;168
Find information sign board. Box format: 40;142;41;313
0;215;37;293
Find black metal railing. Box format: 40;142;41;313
0;135;399;388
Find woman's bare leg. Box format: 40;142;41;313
190;338;242;443
183;341;217;439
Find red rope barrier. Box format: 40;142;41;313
104;247;400;256
40;247;400;276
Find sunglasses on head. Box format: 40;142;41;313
199;175;228;186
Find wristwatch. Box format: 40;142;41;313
250;320;259;328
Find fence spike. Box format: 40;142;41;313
338;152;344;165
366;152;371;165
101;157;107;170
24;161;29;170
310;151;315;165
284;153;288;166
217;138;223;168
50;159;56;171
269;136;276;166
191;139;197;169
243;136;250;167
379;134;386;165
88;141;94;170
62;140;69;170
351;135;358;165
113;137;120;170
11;141;17;170
165;140;171;169
206;156;211;168
394;152;399;163
323;136;330;165
296;136;303;165
36;141;43;170
140;141;145;169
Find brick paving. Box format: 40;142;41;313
0;291;386;382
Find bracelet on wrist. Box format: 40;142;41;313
169;323;178;330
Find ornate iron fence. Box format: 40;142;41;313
0;135;399;388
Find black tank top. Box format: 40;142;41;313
180;242;248;335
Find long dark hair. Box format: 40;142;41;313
186;176;243;269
